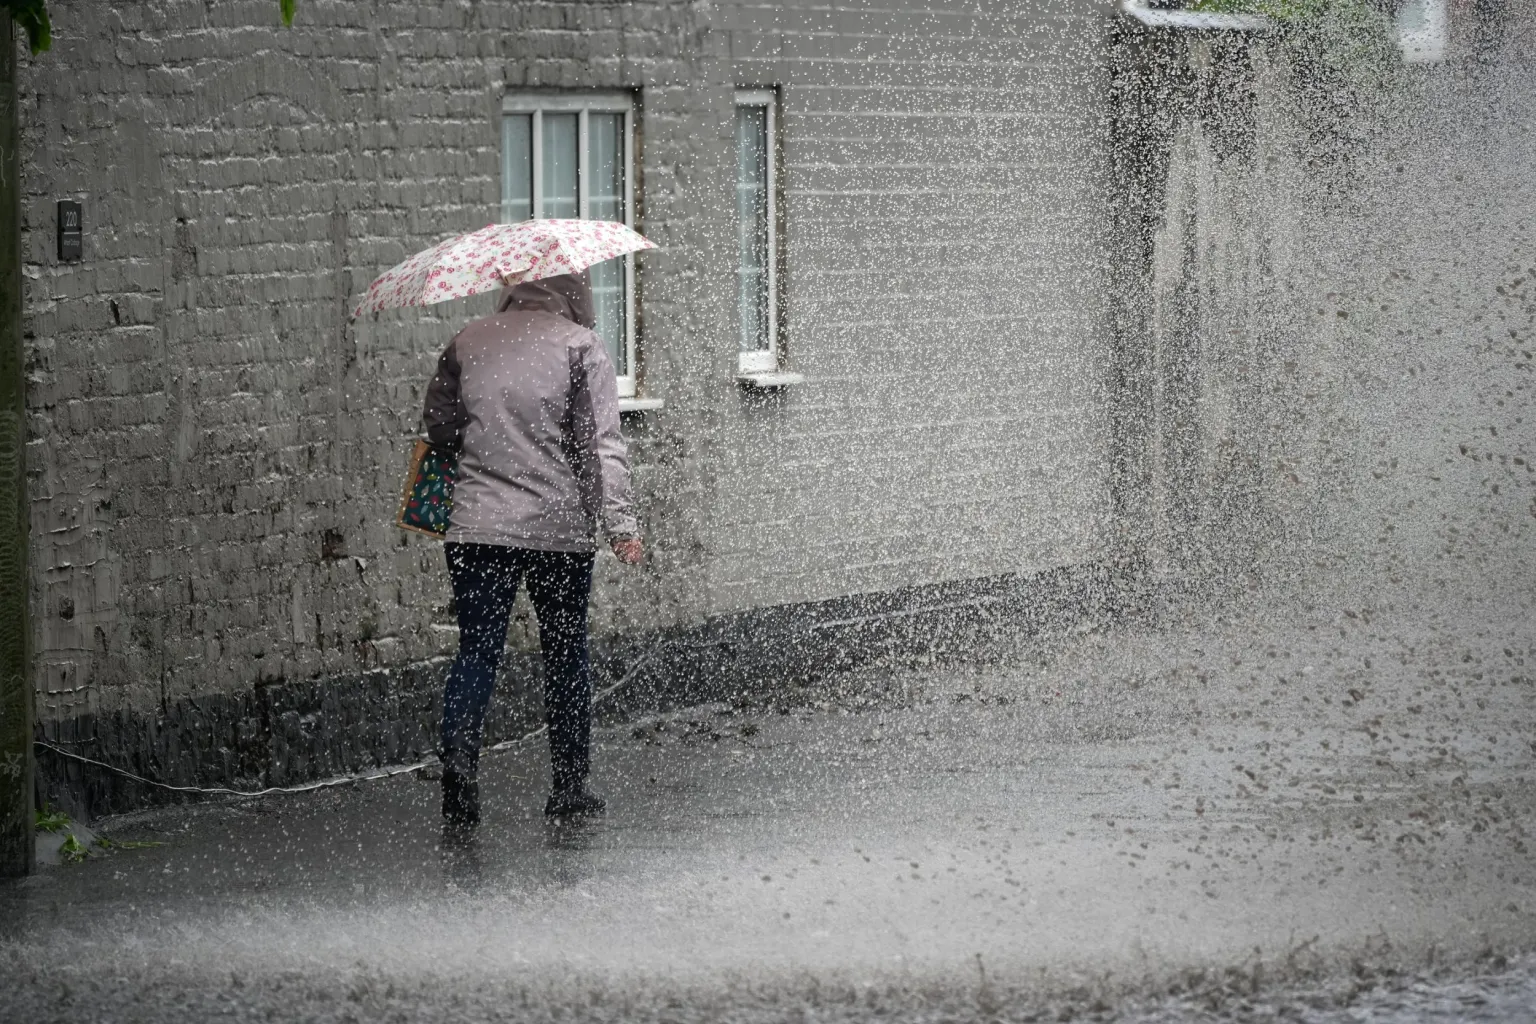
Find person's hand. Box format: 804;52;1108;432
610;537;643;565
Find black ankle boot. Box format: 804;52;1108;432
442;768;480;828
545;785;605;817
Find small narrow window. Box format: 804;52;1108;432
735;90;779;376
501;115;533;223
1395;0;1448;63
502;93;638;397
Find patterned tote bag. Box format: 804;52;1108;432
396;440;458;539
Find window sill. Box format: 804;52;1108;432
736;370;805;389
618;397;665;414
1115;0;1273;32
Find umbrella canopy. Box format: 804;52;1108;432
353;219;655;318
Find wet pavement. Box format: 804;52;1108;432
4;585;1534;1022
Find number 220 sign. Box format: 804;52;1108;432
57;200;82;262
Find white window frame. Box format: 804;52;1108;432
735;89;780;376
502;92;639;398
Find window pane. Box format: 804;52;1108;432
588;113;625;223
586;112;628;374
541;113;579;219
591;260;626;376
736;105;770;354
501;114;533;223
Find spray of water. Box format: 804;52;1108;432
5;4;1535;1021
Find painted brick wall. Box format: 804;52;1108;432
704;0;1117;615
17;0;1123;794
18;0;728;731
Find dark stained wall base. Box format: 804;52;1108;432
36;562;1136;821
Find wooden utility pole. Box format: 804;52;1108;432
0;11;34;878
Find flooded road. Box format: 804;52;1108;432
1123;956;1536;1023
4;584;1533;1022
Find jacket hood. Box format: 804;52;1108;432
497;271;596;330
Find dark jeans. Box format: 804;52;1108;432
440;542;595;792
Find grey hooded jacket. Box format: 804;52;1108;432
422;273;639;552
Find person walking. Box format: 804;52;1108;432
423;269;642;827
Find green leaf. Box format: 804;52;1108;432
34;803;70;834
4;0;52;53
280;0;295;27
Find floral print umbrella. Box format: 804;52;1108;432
352;219;655;318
